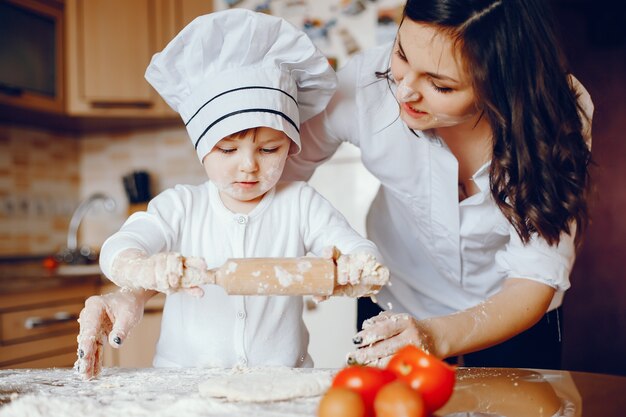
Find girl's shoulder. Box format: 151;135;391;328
274;180;312;195
149;182;212;207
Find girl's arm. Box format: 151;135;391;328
350;278;555;363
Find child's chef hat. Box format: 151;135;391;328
145;9;337;162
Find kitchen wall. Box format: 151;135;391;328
553;2;626;376
78;127;206;250
0;126;79;256
0;124;206;257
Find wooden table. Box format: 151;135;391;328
1;367;625;416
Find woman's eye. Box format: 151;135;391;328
394;48;407;62
431;81;453;94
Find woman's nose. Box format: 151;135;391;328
397;72;421;102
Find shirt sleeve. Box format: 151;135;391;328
282;55;362;181
494;223;577;292
298;183;382;260
99;187;185;278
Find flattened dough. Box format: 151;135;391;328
198;367;334;402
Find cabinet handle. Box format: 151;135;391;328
24;312;78;329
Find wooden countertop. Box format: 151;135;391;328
1;367;626;416
0;261;104;295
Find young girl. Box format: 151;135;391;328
74;9;388;380
283;0;593;369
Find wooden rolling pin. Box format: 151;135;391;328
182;256;387;297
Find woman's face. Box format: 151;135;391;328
390;20;479;131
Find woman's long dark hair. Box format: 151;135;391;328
402;0;592;245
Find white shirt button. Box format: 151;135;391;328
239;356;248;366
237;311;246;319
236;215;248;225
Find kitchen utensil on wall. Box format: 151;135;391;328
122;170;151;204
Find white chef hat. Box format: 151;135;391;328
145;9;337;162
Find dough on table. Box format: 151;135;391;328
198;367;334;402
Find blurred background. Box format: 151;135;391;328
0;0;624;374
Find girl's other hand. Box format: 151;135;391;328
74;289;147;380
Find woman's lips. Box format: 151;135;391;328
401;102;429;119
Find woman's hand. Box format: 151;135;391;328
109;249;209;294
74;289;151;380
347;278;555;366
348;312;438;366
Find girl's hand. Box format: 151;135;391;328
314;246;390;301
347;311;437;367
109;249;208;294
74;289;148;380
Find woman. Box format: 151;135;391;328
283;0;593;369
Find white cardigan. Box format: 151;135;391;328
100;180;379;368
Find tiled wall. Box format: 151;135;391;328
0;124;205;257
78;127;206;250
0;126;80;256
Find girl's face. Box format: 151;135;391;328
203;127;291;213
390;20;479;131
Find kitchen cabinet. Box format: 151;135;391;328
64;0;214;117
0;280;99;369
0;0;213;122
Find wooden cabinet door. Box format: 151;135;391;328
66;0;161;115
174;0;214;28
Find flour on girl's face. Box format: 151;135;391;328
203;127;292;212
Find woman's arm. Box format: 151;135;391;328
350;278;555;363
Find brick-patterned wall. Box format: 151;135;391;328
78;127;206;250
0;124;205;257
0;126;80;256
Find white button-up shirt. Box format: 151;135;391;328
100;180;379;367
284;43;577;320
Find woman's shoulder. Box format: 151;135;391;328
342;42;393;73
339;42;393;87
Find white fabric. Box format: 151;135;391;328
283;43;580;319
145;9;337;161
100;181;378;368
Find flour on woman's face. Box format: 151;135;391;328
203;127;291;211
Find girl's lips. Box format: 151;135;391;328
401;102;429;119
235;181;259;189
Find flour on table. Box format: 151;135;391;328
0;367;332;417
198;367;333;402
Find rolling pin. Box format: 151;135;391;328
182;256;387;297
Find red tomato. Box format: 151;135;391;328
386;345;455;413
332;365;397;417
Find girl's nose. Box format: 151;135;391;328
239;153;258;172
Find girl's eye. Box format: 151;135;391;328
218;148;236;154
260;147;280;154
431;81;453;94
